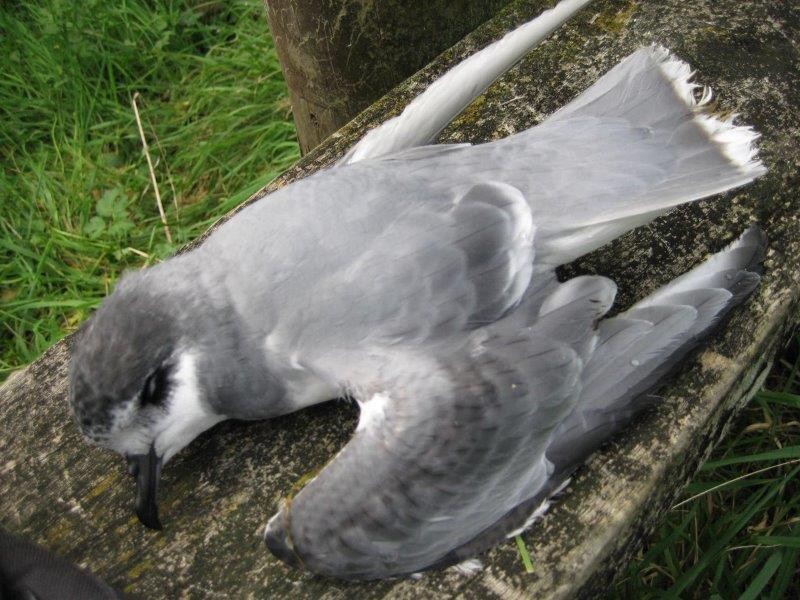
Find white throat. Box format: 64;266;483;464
154;351;225;463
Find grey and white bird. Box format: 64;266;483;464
68;0;767;581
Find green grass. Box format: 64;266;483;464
617;337;800;598
1;0;798;596
0;0;299;378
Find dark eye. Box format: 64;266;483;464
141;364;171;408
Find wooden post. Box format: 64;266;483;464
264;0;510;154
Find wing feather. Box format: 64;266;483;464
264;275;625;579
264;339;581;579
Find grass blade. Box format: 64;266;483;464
739;551;782;600
515;535;534;574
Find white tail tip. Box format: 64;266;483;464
652;45;766;177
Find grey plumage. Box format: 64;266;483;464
264;228;764;579
68;0;766;582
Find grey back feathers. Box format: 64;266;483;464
68;0;767;582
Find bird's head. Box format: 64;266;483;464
68;266;224;530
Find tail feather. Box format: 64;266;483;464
534;47;766;265
548;45;764;178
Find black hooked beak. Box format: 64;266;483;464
126;445;163;530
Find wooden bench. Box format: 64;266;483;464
1;0;797;596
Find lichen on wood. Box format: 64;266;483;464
1;0;799;598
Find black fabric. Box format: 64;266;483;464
0;528;118;600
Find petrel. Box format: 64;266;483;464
69;0;766;580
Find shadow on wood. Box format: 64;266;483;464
1;0;798;597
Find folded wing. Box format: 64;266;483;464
264;227;764;579
263;274;615;579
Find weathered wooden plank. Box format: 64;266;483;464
1;0;798;597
